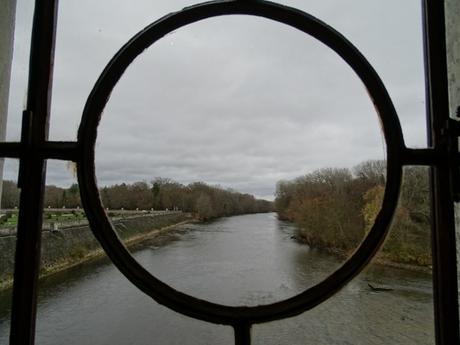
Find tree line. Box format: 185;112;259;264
101;178;273;219
1;178;273;221
1;181;81;210
275;160;431;266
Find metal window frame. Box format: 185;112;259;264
2;1;459;344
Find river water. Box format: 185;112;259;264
0;213;434;344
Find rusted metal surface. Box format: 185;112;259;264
0;0;457;344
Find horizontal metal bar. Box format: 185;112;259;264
0;142;22;158
41;141;79;161
402;147;441;166
0;141;79;161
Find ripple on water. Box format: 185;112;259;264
0;213;434;345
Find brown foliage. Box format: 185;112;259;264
275;162;431;266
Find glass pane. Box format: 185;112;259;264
254;167;434;345
34;257;232;345
32;161;235;345
48;0;194;141
0;0;30;340
94;12;388;306
0;0;429;344
27;161;217;344
279;0;426;149
5;0;33;142
254;265;433;345
0;159;20;343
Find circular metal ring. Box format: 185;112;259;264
77;0;405;325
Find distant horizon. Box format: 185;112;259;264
2;156;390;203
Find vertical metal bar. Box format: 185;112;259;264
234;323;251;345
422;1;460;344
9;0;58;344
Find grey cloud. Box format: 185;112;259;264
5;0;427;200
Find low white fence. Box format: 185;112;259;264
0;210;183;237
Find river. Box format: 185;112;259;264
0;213;434;344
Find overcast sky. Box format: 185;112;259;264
5;0;427;200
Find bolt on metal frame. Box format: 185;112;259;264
3;1;459;344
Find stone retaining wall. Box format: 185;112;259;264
0;212;192;289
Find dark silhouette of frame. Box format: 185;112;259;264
2;1;459;344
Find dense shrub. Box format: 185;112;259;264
275;161;431;266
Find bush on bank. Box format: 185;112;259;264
275;160;431;266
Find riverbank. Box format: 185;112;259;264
0;212;434;345
293;234;432;273
0;212;194;290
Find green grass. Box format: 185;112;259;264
43;212;87;223
4;213;17;226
